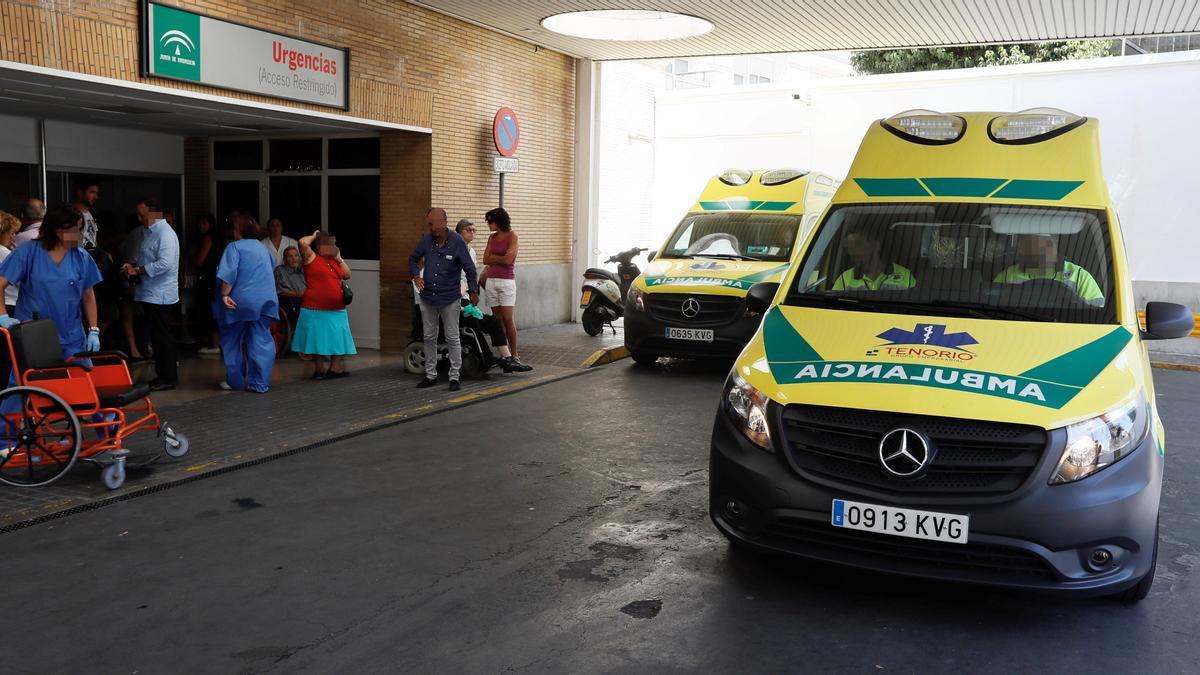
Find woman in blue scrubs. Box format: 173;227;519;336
0;205;102;358
215;212;278;393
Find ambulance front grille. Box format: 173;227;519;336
645;293;744;327
780;405;1048;497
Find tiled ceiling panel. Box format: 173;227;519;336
409;1;1200;60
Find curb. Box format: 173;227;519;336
582;344;630;368
1150;361;1200;373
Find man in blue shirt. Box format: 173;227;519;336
121;198;180;391
409;207;478;391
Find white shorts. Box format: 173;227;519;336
484;278;517;307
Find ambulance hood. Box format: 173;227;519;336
738;305;1143;430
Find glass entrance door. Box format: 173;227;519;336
215;179;263;224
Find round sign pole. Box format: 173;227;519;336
493;107;520;209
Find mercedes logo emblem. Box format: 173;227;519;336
878;428;933;478
681;297;701;318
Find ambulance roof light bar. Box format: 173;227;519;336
988;107;1086;144
718;169;754;186
881;110;966;145
760;168;808;186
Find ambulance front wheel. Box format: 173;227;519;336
630;350;659;367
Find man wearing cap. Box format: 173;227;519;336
994;234;1104;306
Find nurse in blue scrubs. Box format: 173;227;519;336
0;204;103;358
215;211;277;393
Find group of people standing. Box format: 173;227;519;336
193;211;356;393
409;206;530;391
0;182;180;392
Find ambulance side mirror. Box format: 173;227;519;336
1142;302;1194;340
745;282;780;314
647;251;656;262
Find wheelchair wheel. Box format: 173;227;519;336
403;342;426;375
273;311;294;356
461;350;486;380
0;386;82;487
161;425;189;459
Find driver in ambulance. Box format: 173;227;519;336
993;234;1104;306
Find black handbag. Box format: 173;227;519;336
325;257;353;306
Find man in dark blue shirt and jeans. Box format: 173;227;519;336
409;207;479;391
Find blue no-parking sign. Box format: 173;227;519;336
493;107;520;157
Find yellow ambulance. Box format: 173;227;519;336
623;168;839;364
710;109;1194;601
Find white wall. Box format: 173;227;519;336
596;62;661;258
603;51;1200;299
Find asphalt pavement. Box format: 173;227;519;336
1;361;1197;673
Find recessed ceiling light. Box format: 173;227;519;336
541;10;713;41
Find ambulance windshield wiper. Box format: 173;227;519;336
790;293;879;311
925;300;1056;322
694;253;763;262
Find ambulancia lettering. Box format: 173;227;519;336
791;361;1047;403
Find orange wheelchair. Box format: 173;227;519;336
0;320;188;490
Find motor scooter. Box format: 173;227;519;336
580;247;645;336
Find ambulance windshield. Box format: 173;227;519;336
787;202;1117;325
662;213;802;262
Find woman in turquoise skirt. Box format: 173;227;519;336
291;230;356;379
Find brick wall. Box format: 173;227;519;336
3;0;577;346
379;130;432;351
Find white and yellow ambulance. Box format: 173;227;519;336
623;168;839;364
710;109;1194;601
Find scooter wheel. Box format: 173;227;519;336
582;310;605;337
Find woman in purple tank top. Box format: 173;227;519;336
482;207;523;363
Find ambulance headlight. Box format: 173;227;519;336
724;373;772;451
718;169;753;186
760;168;807;186
627;285;645;312
989;107;1084;143
1051;394;1149;484
882;109;966;144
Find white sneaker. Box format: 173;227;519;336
218;381;233;390
198;347;221;355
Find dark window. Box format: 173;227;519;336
328;138;380;169
269;139;322;172
327;175;379;260
213;140;263;171
0;161;38;214
268;176;322;238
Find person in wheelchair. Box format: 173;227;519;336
832;223;916;292
993;234;1104;306
274;245;305;323
456;219;531;373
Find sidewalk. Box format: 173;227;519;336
0;321;620;532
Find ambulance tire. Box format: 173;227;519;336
630;350;658;367
1113;521;1157;603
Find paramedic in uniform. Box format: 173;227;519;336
994;234;1104;306
832;223;916;291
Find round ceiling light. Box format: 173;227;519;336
541;10;713;42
